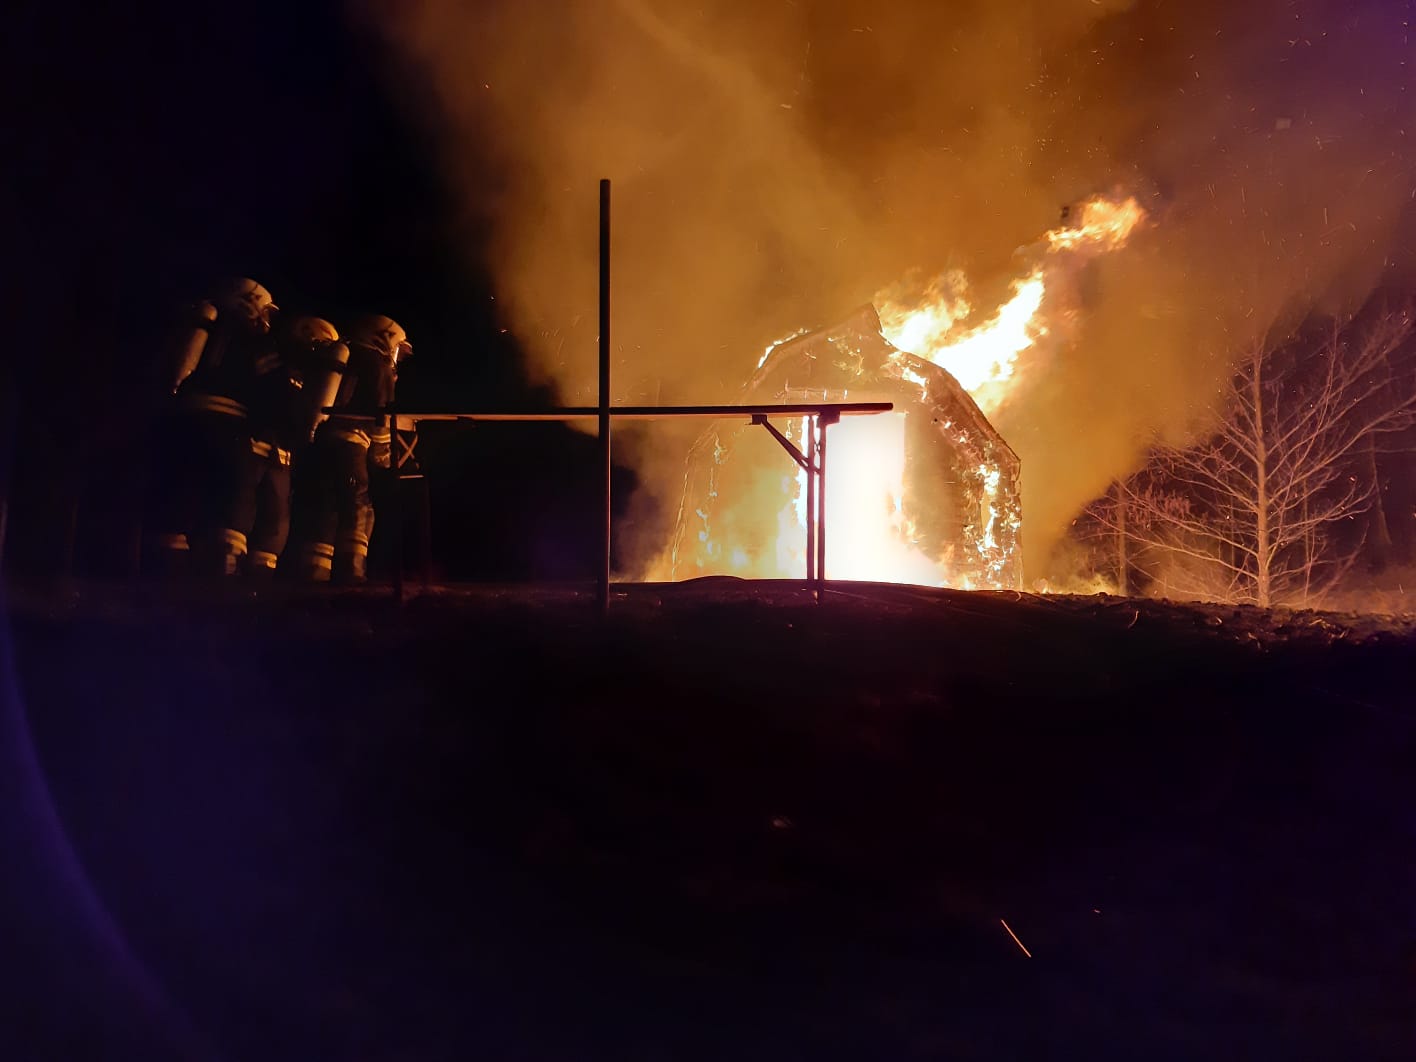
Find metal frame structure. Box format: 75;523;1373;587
383;401;887;601
342;180;894;608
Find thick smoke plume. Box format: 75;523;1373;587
366;0;1414;575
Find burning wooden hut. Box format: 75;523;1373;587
658;305;1022;589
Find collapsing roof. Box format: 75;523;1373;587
658;305;1022;589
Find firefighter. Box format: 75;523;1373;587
298;314;410;583
239;316;349;577
145;278;278;577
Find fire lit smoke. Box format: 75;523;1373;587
364;0;1416;577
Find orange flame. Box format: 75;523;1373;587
820;195;1145;584
878;195;1145;417
1045;196;1145;252
661;196;1145;589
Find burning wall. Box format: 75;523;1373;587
657;305;1022;588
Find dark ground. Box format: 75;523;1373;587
1;580;1412;1061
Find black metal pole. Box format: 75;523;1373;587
598;178;612;613
816;418;828;597
805;415;816;582
389;402;403;604
420;461;433;591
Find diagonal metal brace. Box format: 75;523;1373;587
752;414;815;472
394;429;419;471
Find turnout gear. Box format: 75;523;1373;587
237;314;347;576
298;314;409;583
241;436;293;576
287;316;350;442
144;280;280;578
338;316;403;471
299;428;374;582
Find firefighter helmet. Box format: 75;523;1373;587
290;316;340;346
216;278;279;334
350;314;412;363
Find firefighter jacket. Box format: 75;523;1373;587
323;342;396;467
248;342;314;460
178;317;276;422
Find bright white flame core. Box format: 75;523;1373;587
822;413;945;585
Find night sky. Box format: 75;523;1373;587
11;0;518;397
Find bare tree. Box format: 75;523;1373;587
1087;307;1416;607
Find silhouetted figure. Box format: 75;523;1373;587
145;278;278;578
298;314;410;583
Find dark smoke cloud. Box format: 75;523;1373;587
364;0;1415;575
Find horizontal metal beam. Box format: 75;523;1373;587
585;402;893;419
371;402;892;429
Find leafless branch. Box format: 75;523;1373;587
1081;304;1414;607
